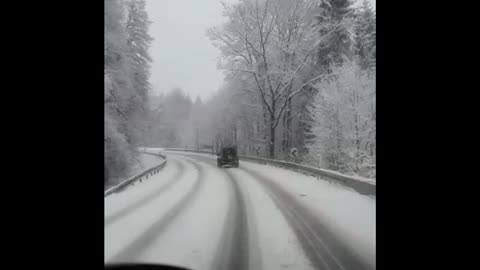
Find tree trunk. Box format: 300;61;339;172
286;97;292;151
269;123;275;159
281;112;287;153
196;127;199;151
269;95;276;159
355;112;360;171
261;99;269;157
234;124;238;146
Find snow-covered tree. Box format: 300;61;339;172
354;0;376;71
105;0;135;182
105;0;133;115
125;0;153;102
308;60;375;177
208;0;325;158
125;0;153;145
104;0;153;184
312;0;355;73
146;88;194;148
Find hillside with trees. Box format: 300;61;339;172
105;0;153;184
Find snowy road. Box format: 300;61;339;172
105;151;375;270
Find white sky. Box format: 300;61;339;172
145;0;235;100
145;0;375;100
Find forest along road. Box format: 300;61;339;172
105;151;376;270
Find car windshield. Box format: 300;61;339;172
222;148;235;156
105;0;376;269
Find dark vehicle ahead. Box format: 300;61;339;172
217;146;239;168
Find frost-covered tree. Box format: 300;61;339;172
125;0;153;145
180;96;207;150
309;60;375;177
105;0;133;114
208;0;325;158
126;0;152;103
147;89;194;148
204;0;362;160
313;0;355;73
105;0;152;184
210;74;265;155
291;0;357;162
354;0;375;71
105;0;134;182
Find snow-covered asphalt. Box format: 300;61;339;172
105;151;375;270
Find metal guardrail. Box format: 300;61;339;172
162;148;375;196
161;148;213;155
138;150;167;160
239;155;376;195
104;152;167;197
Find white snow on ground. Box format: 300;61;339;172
105;159;177;217
241;161;376;269
166;151;375;267
136;157;230;270
107;153;165;189
230;168;315;270
105;158;198;263
141;147;167;156
130;153;165;175
140;147;165;153
165;151;216;158
164;151;375;265
107;150;374;269
106;153;165;190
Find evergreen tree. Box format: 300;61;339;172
104;0;153;184
126;0;153;106
105;0;135;182
314;0;355;73
125;0;153;145
354;0;376;71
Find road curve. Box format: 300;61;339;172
105;159;186;227
105;152;374;270
242;167;371;270
171;152;374;270
108;159;205;263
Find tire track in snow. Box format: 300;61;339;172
210;168;251;270
168;152;255;270
108;159;206;263
226;169;264;270
241;167;372;270
133;158;231;269
105;159;185;227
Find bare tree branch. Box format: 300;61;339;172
252;72;273;115
273;73;325;128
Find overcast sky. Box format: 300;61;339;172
145;0;375;100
